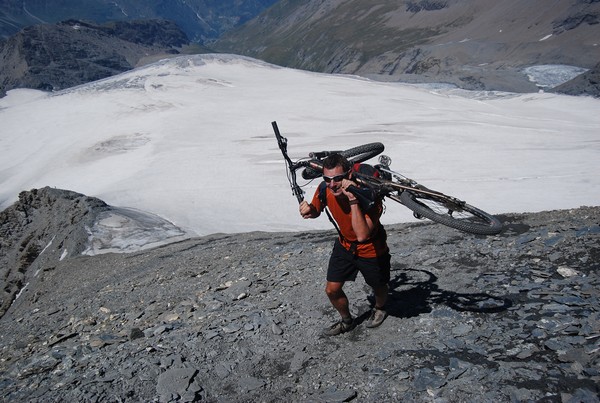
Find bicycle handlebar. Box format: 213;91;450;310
272;121;385;206
272;121;305;203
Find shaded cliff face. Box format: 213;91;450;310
0;19;189;96
551;61;600;98
213;0;600;93
0;187;598;401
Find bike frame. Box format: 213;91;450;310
353;171;467;211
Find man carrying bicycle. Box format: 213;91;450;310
299;153;391;336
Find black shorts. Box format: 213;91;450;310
327;240;391;287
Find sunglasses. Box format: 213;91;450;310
323;170;350;183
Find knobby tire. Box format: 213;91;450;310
303;142;384;179
399;190;502;235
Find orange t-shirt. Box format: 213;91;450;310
310;186;388;258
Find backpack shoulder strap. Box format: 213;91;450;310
318;181;328;207
318;181;343;239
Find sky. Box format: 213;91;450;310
1;54;599;252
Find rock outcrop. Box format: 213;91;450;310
551;62;600;98
0;187;109;318
0;187;187;318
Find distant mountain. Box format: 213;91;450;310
212;0;600;93
2;0;599;95
0;19;189;96
0;0;279;42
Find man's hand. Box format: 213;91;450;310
340;179;358;202
299;201;315;219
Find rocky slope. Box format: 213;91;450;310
213;0;600;94
0;19;190;96
0;188;598;401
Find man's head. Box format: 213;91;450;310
322;153;352;196
323;153;351;172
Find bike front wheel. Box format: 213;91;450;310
399;190;502;235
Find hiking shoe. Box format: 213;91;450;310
325;319;354;336
366;308;387;328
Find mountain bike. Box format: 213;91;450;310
272;121;502;235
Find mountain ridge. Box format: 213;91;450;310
0;0;279;42
0;19;190;96
213;0;600;93
1;0;599;95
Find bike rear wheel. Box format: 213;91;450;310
399;190;502;235
303;142;384;179
342;142;384;164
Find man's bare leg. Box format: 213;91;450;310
325;281;351;319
